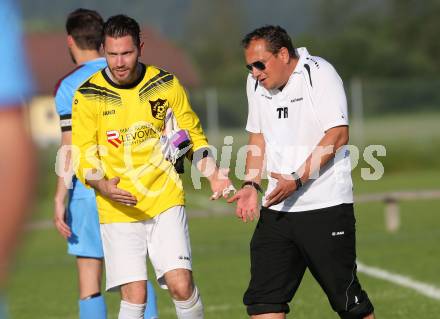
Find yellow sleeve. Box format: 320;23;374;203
71;91;103;186
168;76;209;152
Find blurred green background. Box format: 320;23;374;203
8;0;440;318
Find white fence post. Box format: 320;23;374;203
355;190;440;233
385;198;400;233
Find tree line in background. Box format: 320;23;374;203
21;0;440;86
187;0;440;87
308;0;440;80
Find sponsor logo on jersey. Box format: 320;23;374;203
149;98;168;120
118;124;161;146
106;130;122;148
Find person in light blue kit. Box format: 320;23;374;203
0;1;35;319
53;9;158;319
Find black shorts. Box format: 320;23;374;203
244;204;374;318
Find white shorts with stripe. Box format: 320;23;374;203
100;205;192;291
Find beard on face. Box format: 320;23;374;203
110;63;139;84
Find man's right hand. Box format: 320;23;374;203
227;186;259;223
94;177;138;206
53;199;71;239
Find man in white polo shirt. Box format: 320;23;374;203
229;25;375;319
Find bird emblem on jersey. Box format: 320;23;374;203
149;98;168;120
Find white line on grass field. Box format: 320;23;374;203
157;303;239;315
357;261;440;300
26;220;440;301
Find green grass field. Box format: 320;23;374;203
6;112;440;318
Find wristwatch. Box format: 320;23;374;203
241;181;263;193
291;172;303;190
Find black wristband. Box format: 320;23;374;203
191;147;214;164
291;172;303;190
242;181;263;193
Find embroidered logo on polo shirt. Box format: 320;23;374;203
306;56;320;68
290;97;303;103
261;94;272;100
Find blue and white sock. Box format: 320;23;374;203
144;281;159;319
79;293;107;319
173;286;204;319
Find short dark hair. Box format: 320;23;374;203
242;25;297;58
103;15;141;48
66;8;103;51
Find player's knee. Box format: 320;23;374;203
121;281;147;304
173;286;201;308
246;303;290;316
338;291;374;319
173;286;204;318
169;280;193;300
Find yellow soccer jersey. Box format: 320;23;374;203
72;64;208;223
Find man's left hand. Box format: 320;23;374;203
209;168;235;200
264;172;297;207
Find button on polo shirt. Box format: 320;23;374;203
245;47;353;212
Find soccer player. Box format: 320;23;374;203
72;14;232;319
53;9;158;319
229;26;375;319
0;1;34;318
